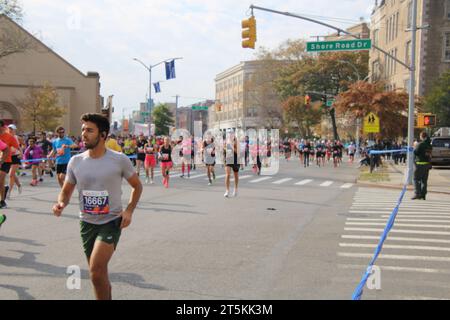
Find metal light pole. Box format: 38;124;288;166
406;0;418;185
133;57;183;134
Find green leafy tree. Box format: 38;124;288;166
152;103;174;136
282;96;322;138
424;71;450;127
0;0;23;22
18;82;67;134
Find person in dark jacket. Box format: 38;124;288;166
412;131;433;200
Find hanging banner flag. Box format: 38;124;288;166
153;82;161;93
165;60;176;80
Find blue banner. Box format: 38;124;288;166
153;82;161;93
165;60;176;80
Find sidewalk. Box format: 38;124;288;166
357;161;450;195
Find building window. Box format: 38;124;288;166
445;32;450;62
405;40;411;66
373;29;379;46
395;12;399;38
447;0;450;19
407;1;412;29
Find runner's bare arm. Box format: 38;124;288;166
120;173;142;229
53;182;76;217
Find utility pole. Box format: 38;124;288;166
406;0;418;185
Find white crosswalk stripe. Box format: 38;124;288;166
295;179;313;186
338;187;450;299
249;177;273;183
320;181;334;187
272;178;293;185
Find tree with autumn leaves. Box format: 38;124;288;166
334;81;422;139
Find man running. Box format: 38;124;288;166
52;113;142;300
36;131;54;181
0;120;19;208
48;126;78;188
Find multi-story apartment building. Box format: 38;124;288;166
369;0;450;95
212;61;282;132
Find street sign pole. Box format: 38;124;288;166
406;0;418;185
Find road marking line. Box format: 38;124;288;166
238;175;253;180
381;215;450;218
340;183;354;189
272;178;293;184
347;218;450;223
341;235;450;244
187;174;207;179
338;252;450;262
320;181;334;187
339;243;450;252
295;179;313;186
337;264;450;275
249;177;273;183
349;210;450;215
346;222;450;229
344;227;450;236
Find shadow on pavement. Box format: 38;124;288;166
0;250;167;294
0;284;35;300
0;236;45;247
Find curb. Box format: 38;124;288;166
356;181;450;195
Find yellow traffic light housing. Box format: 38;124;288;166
242;16;257;49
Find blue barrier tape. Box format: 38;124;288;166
20;154;138;164
369;148;407;155
351;148;414;300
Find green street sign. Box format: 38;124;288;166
192;106;209;111
326;99;335;107
307;39;372;52
140;111;150;116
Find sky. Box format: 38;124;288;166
19;0;374;121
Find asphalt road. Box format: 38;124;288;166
1;156;449;300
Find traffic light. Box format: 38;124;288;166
242;16;257;49
423;114;436;126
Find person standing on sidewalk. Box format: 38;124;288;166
52;113;142;300
412;131;433;200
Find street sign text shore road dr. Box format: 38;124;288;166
364;112;380;133
192;106;209;111
307;39;372;52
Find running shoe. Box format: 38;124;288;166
0;214;6;228
224;191;229;198
0;200;7;209
145;177;149;184
150;179;154;185
232;190;238;197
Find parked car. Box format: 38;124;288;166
431;136;450;166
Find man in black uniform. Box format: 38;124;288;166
412;131;433;200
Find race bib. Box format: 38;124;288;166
82;190;110;215
162;153;169;160
57;148;65;156
146;147;154;153
138;148;144;153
